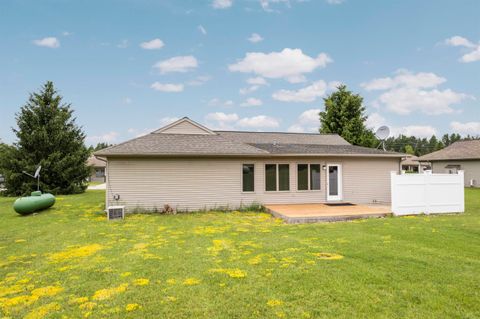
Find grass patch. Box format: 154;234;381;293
0;189;479;318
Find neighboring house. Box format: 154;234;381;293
401;155;430;173
95;117;404;212
87;155;106;183
420;140;480;187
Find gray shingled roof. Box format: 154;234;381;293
420;140;480;161
95;130;404;158
215;131;350;145
95;134;268;156
250;143;402;157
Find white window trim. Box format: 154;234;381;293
241;163;255;193
296;163;322;192
265;163;290;192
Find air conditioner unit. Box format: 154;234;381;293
470;179;477;187
107;206;125;220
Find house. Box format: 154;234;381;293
87;155;106;183
400;155;430;173
420;140;480;187
95;117;404;212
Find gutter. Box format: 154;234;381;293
94;153;405;159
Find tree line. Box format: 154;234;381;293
319;85;479;156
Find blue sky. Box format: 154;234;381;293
1;0;479;145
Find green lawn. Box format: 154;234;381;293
1;189;479;318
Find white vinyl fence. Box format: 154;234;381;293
390;171;465;216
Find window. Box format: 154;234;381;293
297;164;308;191
279;164;290;191
95;168;105;178
265;164;290;191
297;164;321;191
265;164;277;191
242;164;255;192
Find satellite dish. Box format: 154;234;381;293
34;166;42;178
375;126;390;140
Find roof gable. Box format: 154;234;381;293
154;117;215;135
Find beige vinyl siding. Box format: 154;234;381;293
106;157;399;211
431;160;480;187
158;121;211;134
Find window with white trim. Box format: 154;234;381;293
242;164;255;192
265;164;290;191
297;164;321;191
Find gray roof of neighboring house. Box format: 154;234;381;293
87;155;106;167
95;131;403;158
420;140;480;161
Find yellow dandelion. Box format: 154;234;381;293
125;303;141;312
313;252;344;260
49;244;104;262
165;296;177;302
267;299;283;307
166;278;176;285
183;278;200;286
133;278;149;286
120;272;132;277
79;301;97;311
24;302;60;319
31;286;64;297
92;283;128;301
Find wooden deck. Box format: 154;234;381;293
265;203;391;224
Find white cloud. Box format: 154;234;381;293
258;0;306;12
361;69;446;91
33;37;60;48
229;48;332;83
239;85;260;95
394;125;437;138
326;0;345;4
362;69;470;115
377;87;467;115
248;33;263;43
450;121;480;136
62;31;72;36
88;131;119;144
247;77;268;85
140;38;164;50
240;97;263;107
151;82;184;92
153;56;198;73
287;109;320;133
207;98;234;107
365;112;386;130
444;35;480;63
117;39;129;48
444;36;476;48
123;97;133;105
212;0;233;9
204;112;279;130
272;80;328;103
127;128;153;137
237;115;279;128
461;47;480;63
198;25;207;35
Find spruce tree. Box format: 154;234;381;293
2;81;89;195
319;85;377;147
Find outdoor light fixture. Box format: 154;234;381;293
322;165;327;170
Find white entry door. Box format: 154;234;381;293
327;164;342;201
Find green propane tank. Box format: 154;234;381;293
13;191;56;215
